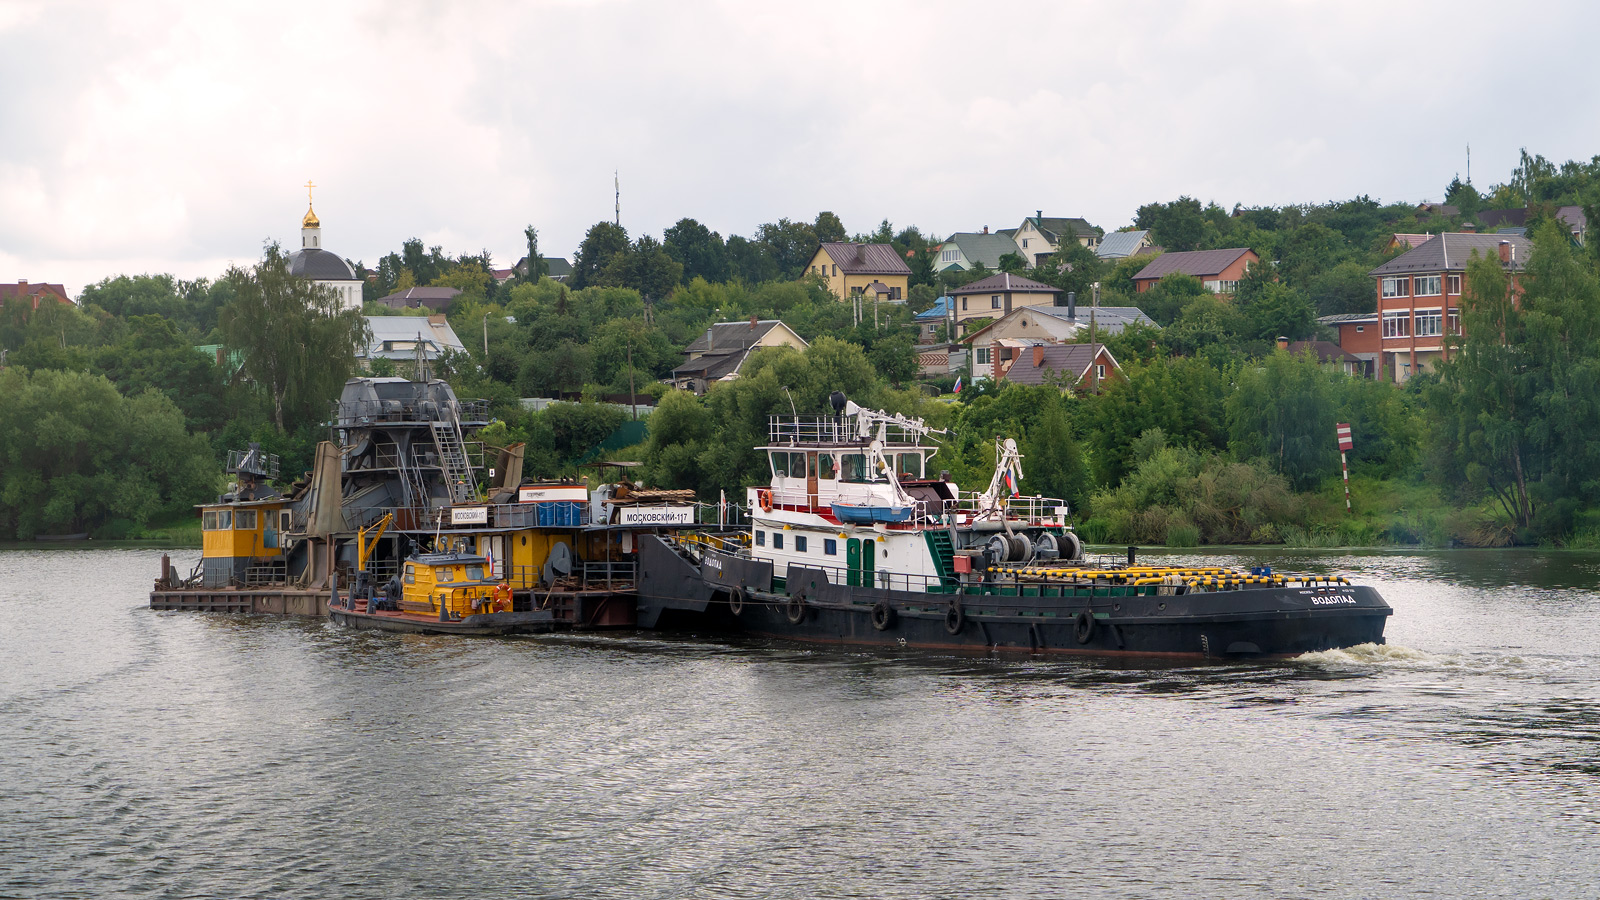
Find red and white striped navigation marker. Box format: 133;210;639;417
1336;423;1354;511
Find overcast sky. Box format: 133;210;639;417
4;0;1598;296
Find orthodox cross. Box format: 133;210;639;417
305;180;316;204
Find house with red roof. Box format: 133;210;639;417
0;280;73;311
1131;248;1258;296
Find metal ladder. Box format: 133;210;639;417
430;419;476;502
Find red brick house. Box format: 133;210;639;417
1363;232;1531;382
1131;248;1258;295
0;280;73;311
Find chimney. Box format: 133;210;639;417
1036;209;1042;219
982;226;989;235
1498;240;1510;264
1276;336;1289;351
16;278;25;286
1067;291;1076;319
750;314;758;330
1461;222;1477;233
1032;346;1044;367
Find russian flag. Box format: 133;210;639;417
1004;468;1018;496
953;375;964;393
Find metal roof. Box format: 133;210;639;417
1003;343;1114;386
949;272;1059;295
1028;216;1098;243
682;319;798;354
1095;230;1151;259
1369;233;1533;276
1133;248;1254;281
818;242;912;275
287;247;358;281
1318;313;1379;324
943;232;1024;269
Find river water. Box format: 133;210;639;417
2;546;1598;899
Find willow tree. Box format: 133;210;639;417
220;242;370;432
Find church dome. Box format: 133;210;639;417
302;204;320;228
288;247;357;281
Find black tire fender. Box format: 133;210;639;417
944;600;965;635
785;593;806;624
729;585;745;616
871;599;895;631
1074;609;1097;644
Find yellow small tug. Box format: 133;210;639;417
329;551;553;636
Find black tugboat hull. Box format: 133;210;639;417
636;538;1390;659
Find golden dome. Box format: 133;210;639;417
302;204;320;228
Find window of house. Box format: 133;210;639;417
1096;364;1107;380
1415;275;1442;297
1447;274;1461;294
976;347;991;365
824;539;837;556
1355;325;1365;333
1382;310;1411;338
795;536;807;553
1022;238;1029;248
755;530;765;546
1382;276;1410;299
1449;310;1461;334
961;298;968;311
891;287;901;300
773;532;783;550
1415;308;1443;337
991;296;1002;309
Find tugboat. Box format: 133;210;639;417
638;395;1391;658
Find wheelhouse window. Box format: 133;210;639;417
234;510;258;531
1382;276;1410;299
1414;275;1442;297
437;568;456;583
755;530;765;546
771;453;789;478
1382;310;1411;338
824;539;837;556
1415;308;1443;337
466;565;485;581
817;453;836;480
404;563;415;585
772;532;784;550
896;453;924;479
202;510;233;531
795;536;807;552
839;453;868;483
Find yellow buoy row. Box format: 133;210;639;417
985;565;1351;589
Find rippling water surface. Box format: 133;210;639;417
3;547;1600;899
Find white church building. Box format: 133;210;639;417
287;189;364;312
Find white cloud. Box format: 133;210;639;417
3;0;1599;295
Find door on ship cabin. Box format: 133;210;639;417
480;535;506;579
846;537;876;587
806;452;819;511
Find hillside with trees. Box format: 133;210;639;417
6;149;1600;546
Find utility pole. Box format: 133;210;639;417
614;170;620;226
482;312;489;356
627;334;637;421
1090;281;1101;394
